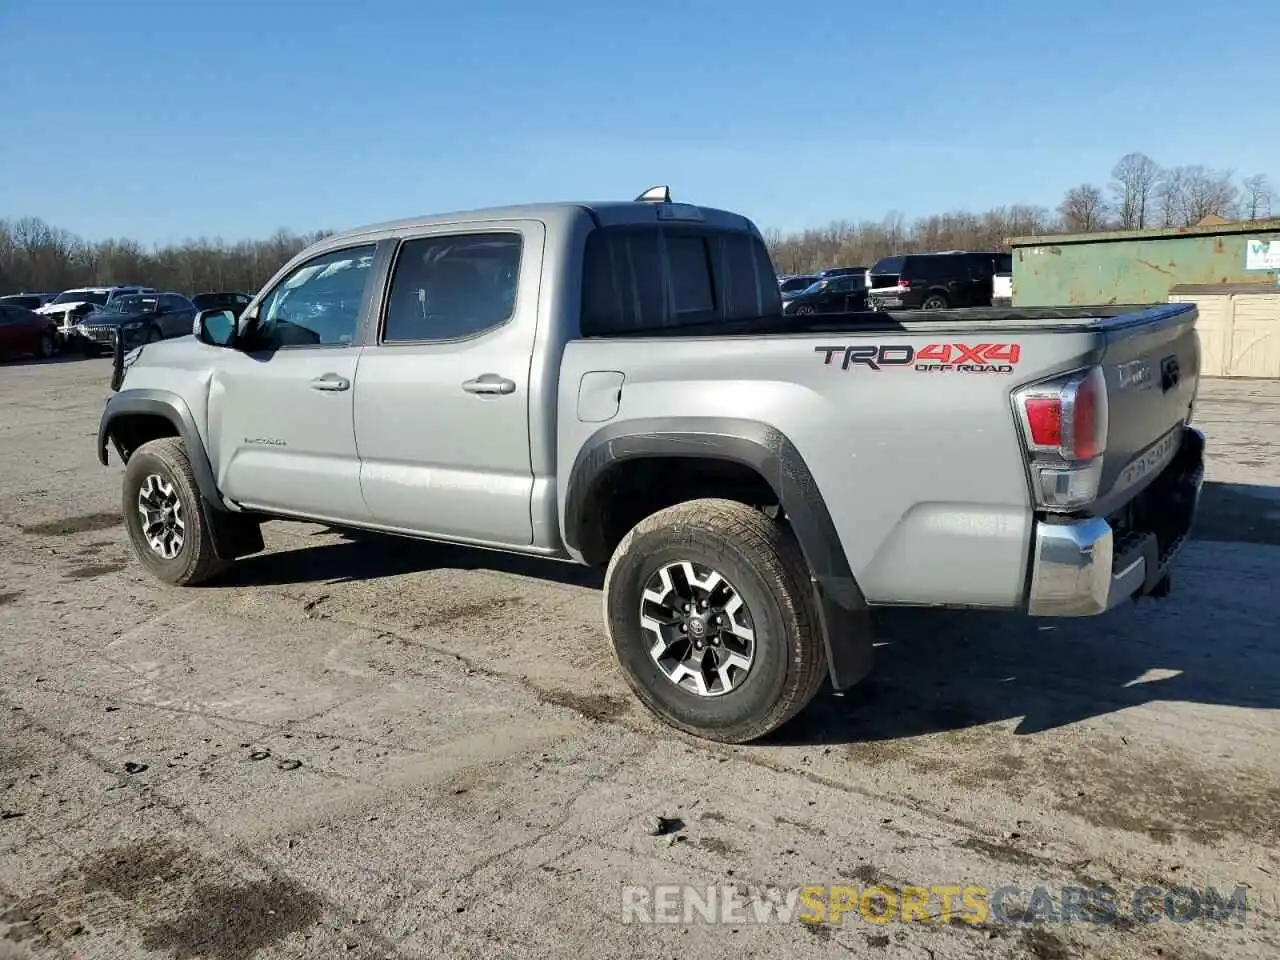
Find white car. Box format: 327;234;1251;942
38;285;156;338
992;271;1013;307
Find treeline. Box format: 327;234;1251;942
0;217;332;297
2;152;1274;294
767;153;1275;275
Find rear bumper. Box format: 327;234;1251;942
1027;426;1205;616
868;293;905;309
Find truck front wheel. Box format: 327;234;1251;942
122;438;232;586
602;498;827;743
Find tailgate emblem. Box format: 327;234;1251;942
1116;359;1153;391
1161;355;1181;392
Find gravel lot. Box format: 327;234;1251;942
1;356;1278;959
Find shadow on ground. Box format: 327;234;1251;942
217;481;1280;747
775;480;1280;746
222;526;602;591
0;352;91;367
1191;479;1280;546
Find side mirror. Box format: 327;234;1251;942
194;309;237;347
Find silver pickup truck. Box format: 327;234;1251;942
96;188;1205;743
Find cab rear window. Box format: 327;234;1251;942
581;225;780;336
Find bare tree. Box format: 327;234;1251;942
1156;167;1187;227
1163;166;1238;225
1242;174;1274;221
1;152;1269;297
1110;152;1161;229
1058;184;1110;232
0;217;327;297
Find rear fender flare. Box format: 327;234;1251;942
564;417;873;689
564;417;860;610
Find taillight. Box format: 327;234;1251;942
1023;397;1062;448
1071;371;1102;459
896;279;910;289
1013;366;1109;511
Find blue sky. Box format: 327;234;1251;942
1;0;1276;245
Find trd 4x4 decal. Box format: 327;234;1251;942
815;343;1021;373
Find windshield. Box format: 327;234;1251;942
52;290;109;306
193;293;248;309
779;276;816;293
799;280;827;296
103;295;155;314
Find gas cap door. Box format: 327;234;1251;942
576;371;624;423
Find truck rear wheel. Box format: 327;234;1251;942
122;438;232;586
602;498;827;743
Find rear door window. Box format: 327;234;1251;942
905;256;942;281
381;232;523;342
967;255;995;280
581;225;780;335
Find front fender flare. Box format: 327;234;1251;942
98;389;224;509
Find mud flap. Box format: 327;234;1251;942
201;499;265;561
812;580;876;691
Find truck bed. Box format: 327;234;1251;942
579;304;1186;339
559;301;1200;610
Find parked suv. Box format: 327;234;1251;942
0;292;56;311
777;274;819;295
37;285;157;342
75;292;198;354
781;271;868;315
866;252;1013;310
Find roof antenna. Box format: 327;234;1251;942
635;185;672;203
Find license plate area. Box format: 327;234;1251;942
1107;427;1204;576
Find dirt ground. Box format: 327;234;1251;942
1;356;1277;960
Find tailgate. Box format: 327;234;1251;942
867;270;901;291
1094;304;1200;513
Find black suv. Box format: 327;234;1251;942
865;251;1013;310
781;271;868;316
777;274;819;295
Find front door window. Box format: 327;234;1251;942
245;246;376;349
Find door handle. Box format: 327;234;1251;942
462;374;516;396
310;373;350;391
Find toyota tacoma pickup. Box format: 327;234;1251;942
96;188;1205;744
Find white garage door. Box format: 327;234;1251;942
1168;291;1280;378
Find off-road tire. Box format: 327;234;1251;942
603;498;827;743
123;437;232;586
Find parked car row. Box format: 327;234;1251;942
0;286;253;361
776;250;1014;317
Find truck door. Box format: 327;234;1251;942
208;243;377;523
353;222;543;546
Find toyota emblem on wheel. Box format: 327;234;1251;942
639;560;756;698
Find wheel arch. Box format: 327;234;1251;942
563;417;861;611
98;389;223;509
